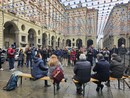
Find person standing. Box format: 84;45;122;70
111;45;118;55
0;48;4;70
103;47;110;61
70;48;76;66
73;53;91;94
87;45;94;66
17;49;24;68
62;48;68;66
7;44;16;71
41;48;48;66
118;44;127;65
25;47;32;68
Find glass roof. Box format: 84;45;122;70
59;0;129;38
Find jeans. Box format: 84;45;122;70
18;59;24;67
8;58;15;70
26;58;32;68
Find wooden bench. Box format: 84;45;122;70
72;78;98;96
17;73;66;95
73;76;128;96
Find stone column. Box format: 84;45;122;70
53;38;56;49
35;36;38;47
0;11;3;48
15;30;20;48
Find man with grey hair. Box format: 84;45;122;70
73;53;91;95
91;53;110;92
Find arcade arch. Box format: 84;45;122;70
58;37;60;47
66;39;71;47
42;33;47;48
118;37;126;47
28;28;36;47
76;38;82;49
3;21;19;48
51;36;55;48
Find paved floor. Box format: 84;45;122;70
0;61;130;98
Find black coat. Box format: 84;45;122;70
41;50;48;59
111;48;118;54
93;59;110;81
110;56;125;78
73;60;91;83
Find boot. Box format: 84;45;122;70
56;83;60;91
44;80;51;87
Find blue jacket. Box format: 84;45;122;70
31;57;48;79
93;59;110;81
54;50;62;57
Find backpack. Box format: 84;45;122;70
51;66;64;83
3;74;18;91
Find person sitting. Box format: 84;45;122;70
91;53;110;92
73;53;91;94
31;53;51;87
105;53;125;87
48;54;64;91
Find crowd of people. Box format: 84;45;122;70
0;43;129;95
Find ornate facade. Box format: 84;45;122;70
103;2;130;49
0;0;98;49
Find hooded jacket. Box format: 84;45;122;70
110;56;125;78
31;57;48;79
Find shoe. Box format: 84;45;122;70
105;82;110;87
0;68;4;71
96;87;100;92
57;86;60;91
10;68;15;71
64;78;67;82
30;78;37;81
44;85;51;87
77;89;83;95
100;84;104;91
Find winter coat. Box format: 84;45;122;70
87;47;93;60
110;56;125;78
73;60;91;83
111;48;118;54
93;59;110;81
41;50;48;59
26;50;32;60
18;51;24;60
7;48;15;58
119;47;127;55
70;50;76;61
31;57;48;79
54;50;62;57
63;50;68;58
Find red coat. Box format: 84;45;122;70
7;48;15;58
70;50;76;61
